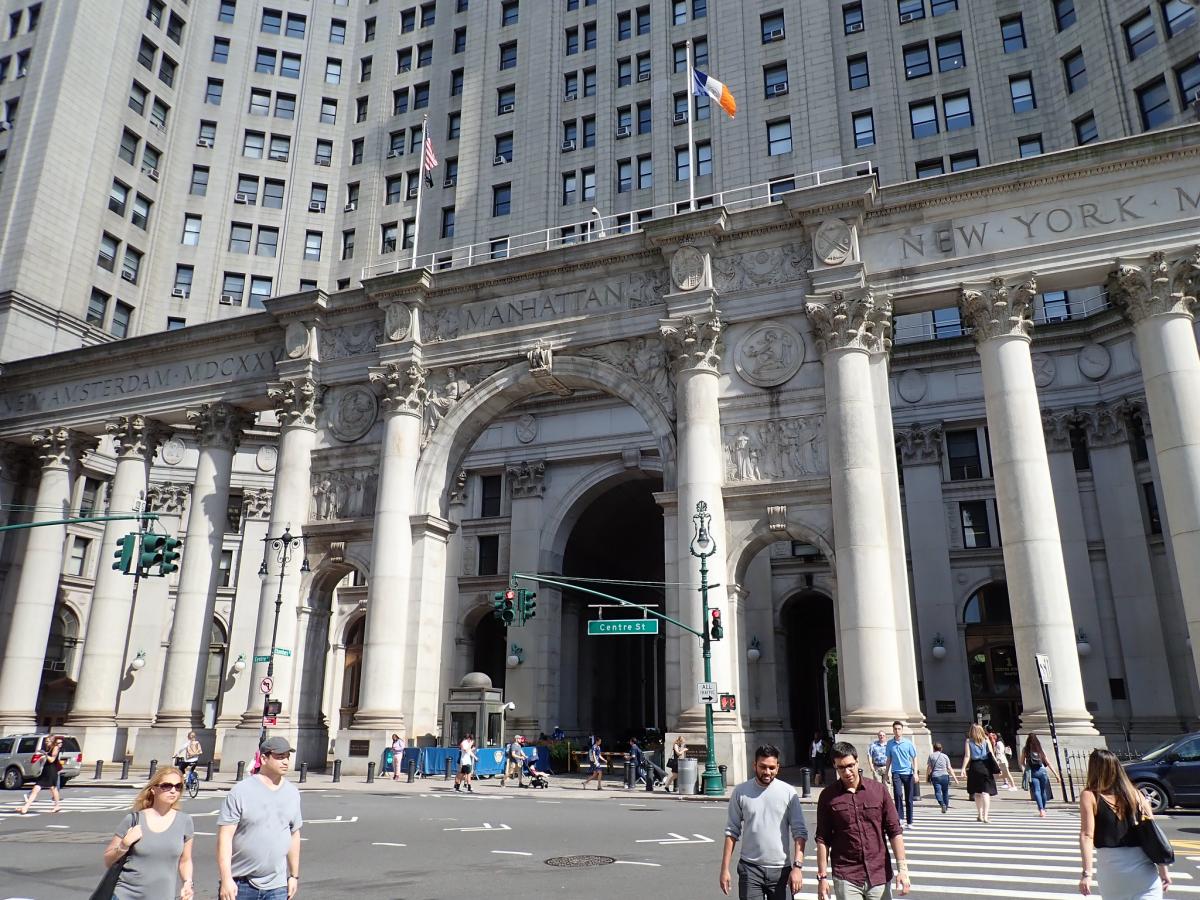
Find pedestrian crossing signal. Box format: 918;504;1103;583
719;693;737;712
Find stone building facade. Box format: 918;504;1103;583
0;126;1197;777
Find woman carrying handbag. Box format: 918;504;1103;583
96;765;195;900
1079;748;1171;899
960;723;998;823
17;734;63;814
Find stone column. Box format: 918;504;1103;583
659;313;738;731
0;428;91;730
896;423;975;732
959;276;1096;740
68;417;166;754
1108;248;1200;693
156;404;251;731
806;290;906;741
868;309;927;738
351;361;425;732
0;444;27;561
222;379;319;766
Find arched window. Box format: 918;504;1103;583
962;582;1019;745
44;605;80;676
342;617;365;710
203;619;228;728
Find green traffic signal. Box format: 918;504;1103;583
520;589;537;623
112;533;137;573
159;536;183;575
139;534;166;573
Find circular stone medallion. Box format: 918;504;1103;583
897;369;927;404
670;246;706;291
734;322;804;387
1031;353;1057;388
256;446;278;473
329;386;379;442
814;219;854;265
516;414;538;444
284;322;310;359
160;437;185;466
1077;343;1111;381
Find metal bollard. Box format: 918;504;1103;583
406;759;417;783
120;758;130;780
367;761;376;783
205;761;213;782
148;759;158;779
236;761;245;781
94;760;104;780
332;759;342;783
299;762;308;783
624;760;634;790
718;765;727;791
444;758;453;781
645;767;655;792
800;767;812;798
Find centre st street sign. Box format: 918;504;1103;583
586;619;660;636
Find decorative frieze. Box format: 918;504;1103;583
147;482;190;514
1107;247;1200;324
106;415;169;459
267;377;323;428
186;403;250;451
712;242;811;292
578;337;676;418
804;288;887;356
243;489;273;520
319;321;384;360
312;467;379;521
507;460;546;499
724;415;826;483
660;314;722;373
895;423;944;466
959;275;1038;344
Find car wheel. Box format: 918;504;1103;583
1136;781;1169;813
2;766;22;790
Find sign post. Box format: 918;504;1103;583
1034;653;1073;803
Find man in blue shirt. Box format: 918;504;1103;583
885;720;919;828
867;730;889;783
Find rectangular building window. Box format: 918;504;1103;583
1063;48;1087;93
1074;111;1098;144
960;500;991;548
1018;134;1043;157
767;118;792;155
1163;0;1197;37
112;301;134;338
1142;481;1162;534
898;0;924;22
936;34;965;70
950;152;978;172
853;110;875;147
1001;15;1025;52
847;56;868;90
86;289;108;327
493;183;511;216
943;92;973;130
480;475;502;516
843;3;864;33
916;157;944;178
1124;11;1158;59
910;99;938;138
946;429;982;479
477;535;500;575
1137;77;1173;129
1054;0;1076;31
1010;75;1036;112
905;43;931;78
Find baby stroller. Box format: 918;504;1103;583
527;761;550;789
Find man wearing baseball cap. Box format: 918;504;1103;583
501;735;527;789
217;736;303;899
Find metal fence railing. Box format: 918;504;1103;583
893;290;1114;345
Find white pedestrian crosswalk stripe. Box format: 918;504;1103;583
782;808;1195;899
1;792;223;819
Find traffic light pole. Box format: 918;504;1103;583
696;540;722;797
0;512;159;533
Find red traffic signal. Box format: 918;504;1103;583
709;608;724;641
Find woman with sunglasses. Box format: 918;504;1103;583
102;765;195;900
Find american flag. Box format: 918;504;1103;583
422;135;438;187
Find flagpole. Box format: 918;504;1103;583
411;114;428;270
686;39;696;211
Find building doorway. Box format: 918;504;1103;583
472;611;507;691
561;477;664;744
783;591;837;766
963;582;1021;749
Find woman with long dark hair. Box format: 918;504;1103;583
1021;733;1058;817
101;765;195;900
960;723;998;823
17;734;63;814
1079;748;1170;899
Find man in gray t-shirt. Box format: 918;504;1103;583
218;736;303;899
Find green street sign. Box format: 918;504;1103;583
587;619;659;636
254;655;271;663
273;648;292;657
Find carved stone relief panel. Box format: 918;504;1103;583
319;321;384;360
712;242;811;293
734;321;804;387
723;415;827;483
326;385;379;443
311;466;380;521
578;337;676;418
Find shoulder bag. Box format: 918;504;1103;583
1136;807;1175;866
88;811;138;900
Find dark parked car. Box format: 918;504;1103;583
1124;732;1200;812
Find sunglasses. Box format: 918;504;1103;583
157;782;183;790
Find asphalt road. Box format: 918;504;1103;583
4;780;1200;899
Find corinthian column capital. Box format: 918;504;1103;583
805;287;886;356
267;377;323;428
186;403;253;451
1077;401;1130;449
1107;247;1200;325
1041;408;1079;453
659;313;722;373
895;422;944;466
369;361;428;415
31;427;93;469
959;275;1038;344
105;415;170;460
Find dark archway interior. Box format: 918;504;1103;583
784;592;837;767
472;612;507;691
563;476;665;744
964;581;1020;748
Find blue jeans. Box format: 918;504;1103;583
930;773;950;808
891;771;914;824
1030;767;1051;810
234;882;288;900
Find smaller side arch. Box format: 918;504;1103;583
727;506;835;587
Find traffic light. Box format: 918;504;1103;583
112;533;137;574
491;591;505;622
158;536;183;575
139;534;166;575
519;588;537;624
500;588;517;625
709;608;724;641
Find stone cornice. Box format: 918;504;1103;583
1107;246;1200;325
959;275;1038;344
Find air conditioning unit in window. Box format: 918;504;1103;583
493;154;507;165
314;157;331;166
219;294;235;305
846;21;864;33
234;192;252;204
637;71;651;82
269;151;289;161
499;102;515;113
171;287;188;298
769;81;789;96
308;200;325;212
673;111;688;125
564;91;578;102
121;271;136;283
147;168;160;181
344;201;357;212
443;175;457;187
196;137;213;148
16;68;27;78
561;139;576;151
765;28;784;42
899;12;917;22
386;148;403;158
406;185;418;199
615;124;631;137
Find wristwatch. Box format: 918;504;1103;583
792;860;804;869
816;874;830;881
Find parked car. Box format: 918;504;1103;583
1124;731;1200;812
0;733;83;789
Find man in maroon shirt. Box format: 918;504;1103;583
815;741;910;899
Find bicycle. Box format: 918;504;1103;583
176;758;200;799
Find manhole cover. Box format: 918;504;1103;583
545;855;615;868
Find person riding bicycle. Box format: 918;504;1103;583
174;731;203;778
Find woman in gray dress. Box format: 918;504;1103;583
102;765;195;900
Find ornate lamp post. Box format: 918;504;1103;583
689;501;724;797
257;525;309;745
